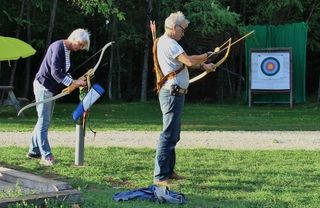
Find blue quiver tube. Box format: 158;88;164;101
72;83;105;121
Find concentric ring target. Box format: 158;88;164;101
260;57;280;76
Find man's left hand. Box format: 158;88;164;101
202;63;216;72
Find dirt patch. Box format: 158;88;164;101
1;131;320;150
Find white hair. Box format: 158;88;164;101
67;28;91;51
164;11;190;29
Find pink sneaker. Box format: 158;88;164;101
40;155;55;166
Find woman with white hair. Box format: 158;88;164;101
153;11;215;186
26;28;90;166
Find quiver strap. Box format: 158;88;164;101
152;38;185;93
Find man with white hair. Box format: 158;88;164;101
153;11;215;186
26;28;90;166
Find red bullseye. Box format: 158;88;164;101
261;57;280;76
266;63;275;71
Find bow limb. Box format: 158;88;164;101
212;38;231;67
207;38;231;58
218;30;254;54
92;41;115;74
189;38;231;84
17;92;68;116
17;41;115;116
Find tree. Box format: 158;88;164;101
45;0;58;50
140;0;153;102
183;0;240;100
9;0;26;87
23;0;32;98
1;0;320;102
116;0;146;100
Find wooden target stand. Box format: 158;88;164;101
248;48;293;108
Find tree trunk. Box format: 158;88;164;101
23;0;32;98
113;18;121;100
125;48;134;100
218;70;224;102
108;18;116;100
9;0;25;87
140;0;153;102
45;0;58;49
226;63;233;97
116;43;121;99
235;0;246;99
237;46;244;98
108;46;114;100
317;73;320;102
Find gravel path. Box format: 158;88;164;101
1;131;320;150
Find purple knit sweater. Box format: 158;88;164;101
35;40;70;95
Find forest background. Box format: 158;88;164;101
0;0;319;103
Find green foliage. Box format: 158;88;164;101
0;0;319;100
240;0;320;52
30;0;46;11
246;0;304;24
116;0;146;46
184;0;240;35
158;0;185;18
158;0;240;36
304;1;320;52
2;11;30;27
67;0;125;20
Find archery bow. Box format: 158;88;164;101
217;30;254;54
189;30;255;83
17;41;115;116
189;38;232;83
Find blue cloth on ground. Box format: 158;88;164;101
112;185;186;204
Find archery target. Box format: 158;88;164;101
250;50;291;90
261;57;280;76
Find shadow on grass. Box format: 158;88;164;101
0;147;318;207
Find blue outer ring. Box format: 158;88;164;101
260;57;280;76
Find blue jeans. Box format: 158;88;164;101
154;88;185;180
29;80;55;157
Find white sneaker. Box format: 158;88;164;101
40;155;55;166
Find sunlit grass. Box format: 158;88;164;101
1;101;319;131
1;147;320;207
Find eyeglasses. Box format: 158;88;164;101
176;25;186;33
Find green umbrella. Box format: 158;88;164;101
0;36;36;61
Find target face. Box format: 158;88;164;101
251;50;290;90
260;57;280;76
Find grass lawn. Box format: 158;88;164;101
0;101;319;131
0;101;320;207
1;147;320;207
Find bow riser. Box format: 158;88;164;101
189;38;231;83
62;68;94;94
